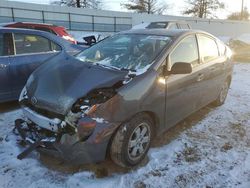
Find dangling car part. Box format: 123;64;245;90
16;29;233;168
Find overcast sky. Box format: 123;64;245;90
6;0;250;19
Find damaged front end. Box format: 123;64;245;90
15;75;127;164
14;45;153;163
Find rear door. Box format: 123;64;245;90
197;34;225;106
165;35;203;127
9;32;61;99
0;32;14;102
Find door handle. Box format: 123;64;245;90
197;73;204;82
0;64;7;68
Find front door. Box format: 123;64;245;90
165;35;203;127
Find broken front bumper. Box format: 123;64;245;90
14;115;118;164
22;107;62;132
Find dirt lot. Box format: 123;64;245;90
0;63;250;188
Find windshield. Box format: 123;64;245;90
76;34;171;72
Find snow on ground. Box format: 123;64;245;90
233;34;250;44
0;63;250;188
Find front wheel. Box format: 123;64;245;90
110;113;154;168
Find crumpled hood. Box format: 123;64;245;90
26;53;128;115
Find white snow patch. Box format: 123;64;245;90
217;36;231;43
92;117;106;124
233;33;250;44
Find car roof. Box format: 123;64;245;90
0;27;50;34
3;22;58;27
120;29;210;38
0;22;14;27
150;20;189;24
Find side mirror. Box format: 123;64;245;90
168;62;192;75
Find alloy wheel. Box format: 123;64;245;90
127;122;151;161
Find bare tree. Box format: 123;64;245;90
228;7;249;21
52;0;101;9
122;0;168;14
183;0;224;18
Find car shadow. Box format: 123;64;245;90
39;104;214;178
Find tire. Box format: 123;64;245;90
214;80;230;106
110;113;154;168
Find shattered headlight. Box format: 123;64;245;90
66;88;116;141
71;88;116;113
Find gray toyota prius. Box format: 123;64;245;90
16;29;233;168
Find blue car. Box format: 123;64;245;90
0;27;85;102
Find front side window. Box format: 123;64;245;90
76;34;171;72
198;35;219;63
169;35;199;67
13;33;60;55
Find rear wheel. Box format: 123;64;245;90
110;113;154;168
214;80;230;106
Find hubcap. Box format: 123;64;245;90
220;82;229;103
128;122;151;161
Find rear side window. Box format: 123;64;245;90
169;35;199;67
51;41;61;51
198;35;219;63
13;33;61;55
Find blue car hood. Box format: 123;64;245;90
25;53;128;115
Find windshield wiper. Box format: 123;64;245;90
121;67;136;72
95;63;137;74
95;63;121;71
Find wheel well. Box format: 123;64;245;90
106;111;160;159
128;111;160;138
143;111;160;130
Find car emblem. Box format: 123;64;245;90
31;97;38;105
